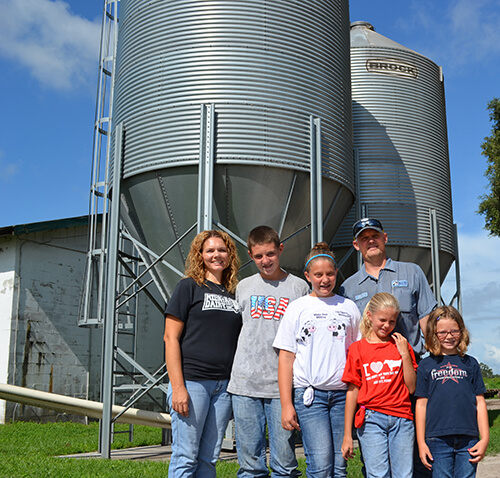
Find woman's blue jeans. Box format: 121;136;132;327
167;379;232;478
357;409;414;478
294;388;347;478
426;435;478;478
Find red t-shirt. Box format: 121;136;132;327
342;338;417;420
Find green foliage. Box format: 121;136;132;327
481;362;495;379
484;376;500;390
478;98;500;236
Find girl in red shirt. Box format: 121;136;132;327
341;292;417;478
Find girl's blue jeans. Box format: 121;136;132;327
167;379;232;478
426;435;478;478
294;388;347;478
357;409;414;478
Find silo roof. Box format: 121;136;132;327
350;21;421;56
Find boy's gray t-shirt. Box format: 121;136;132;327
227;272;309;398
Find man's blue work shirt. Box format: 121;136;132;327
339;258;437;357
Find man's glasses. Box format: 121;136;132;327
352;218;384;238
435;330;461;339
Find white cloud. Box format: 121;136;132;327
409;0;500;73
485;344;500;370
0;150;20;180
442;230;500;372
0;0;101;92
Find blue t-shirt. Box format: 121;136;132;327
415;354;486;438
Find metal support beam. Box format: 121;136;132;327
450;223;463;313
101;122;124;458
429;208;441;305
354;149;364;271
198;104;215;233
310;116;323;246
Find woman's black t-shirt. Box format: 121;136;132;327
166;277;242;381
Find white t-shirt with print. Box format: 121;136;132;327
273;294;361;390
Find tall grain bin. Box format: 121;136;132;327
333;21;455;284
111;0;354;299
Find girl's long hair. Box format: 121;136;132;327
424;305;469;356
184;230;239;294
360;292;400;338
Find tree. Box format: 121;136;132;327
480;361;494;379
478;98;500;236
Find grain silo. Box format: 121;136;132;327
110;0;354;299
333;21;456;285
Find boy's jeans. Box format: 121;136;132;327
232;395;300;477
167;379;232;478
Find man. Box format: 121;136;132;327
339;217;437;359
228;225;309;477
339;217;437;478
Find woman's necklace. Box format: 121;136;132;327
209;280;226;293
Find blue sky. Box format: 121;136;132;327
1;0;499;371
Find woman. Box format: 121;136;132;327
164;230;242;477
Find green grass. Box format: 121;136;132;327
488;409;500;455
1;414;498;477
484;376;500;390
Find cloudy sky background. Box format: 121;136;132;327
1;0;500;371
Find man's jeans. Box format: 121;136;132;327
167;379;232;478
357;409;414;478
232;395;300;477
426;435;478;478
294;388;347;478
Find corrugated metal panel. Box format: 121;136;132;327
113;0;353;184
334;22;455;281
110;0;354;295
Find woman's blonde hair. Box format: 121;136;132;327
360;292;400;338
304;242;337;272
184;230;239;294
424;305;469;356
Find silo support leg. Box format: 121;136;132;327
198;104;215;233
310;116;323;246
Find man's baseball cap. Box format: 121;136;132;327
353;218;384;239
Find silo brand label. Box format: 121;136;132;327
365;59;418;79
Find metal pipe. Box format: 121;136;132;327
0;383;171;429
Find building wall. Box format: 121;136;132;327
0;220;165;423
0;238;16;421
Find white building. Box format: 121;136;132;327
0;216;164;423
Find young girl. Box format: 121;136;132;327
273;243;361;478
341;292;417;478
415;306;489;478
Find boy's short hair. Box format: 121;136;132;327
247;225;281;250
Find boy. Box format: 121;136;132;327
228;225;309;477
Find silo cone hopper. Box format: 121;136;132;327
111;0;356;300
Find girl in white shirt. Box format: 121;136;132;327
273;242;361;478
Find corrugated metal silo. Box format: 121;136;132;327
111;0;354;298
334;21;455;283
